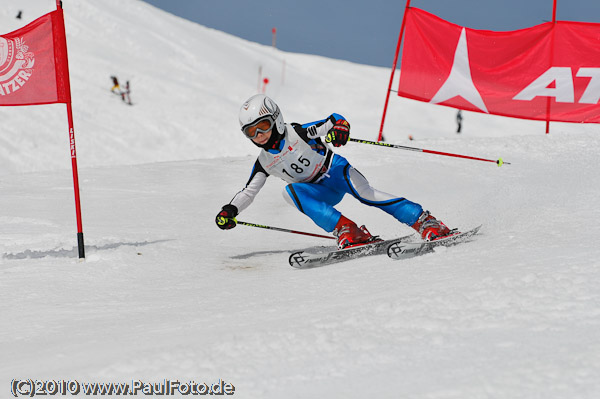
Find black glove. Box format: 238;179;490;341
326;119;350;147
215;204;238;230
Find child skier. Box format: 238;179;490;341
215;94;452;249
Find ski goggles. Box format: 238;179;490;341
241;116;274;139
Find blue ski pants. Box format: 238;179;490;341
283;154;423;232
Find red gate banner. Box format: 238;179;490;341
1;4;84;259
398;7;600;123
0;10;70;106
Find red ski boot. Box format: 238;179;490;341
411;211;452;241
333;216;377;249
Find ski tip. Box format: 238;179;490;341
428;226;475;242
451;224;483;238
448;224;482;237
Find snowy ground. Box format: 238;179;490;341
1;1;600;398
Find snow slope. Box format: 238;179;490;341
1;1;600;398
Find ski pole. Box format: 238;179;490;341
236;220;336;240
349;138;510;166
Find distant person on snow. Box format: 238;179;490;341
110;76;120;94
121;80;131;105
16;10;22;19
215;94;453;249
456;109;463;133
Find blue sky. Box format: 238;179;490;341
140;0;600;68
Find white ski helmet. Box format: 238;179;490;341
239;94;285;138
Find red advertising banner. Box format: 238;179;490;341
398;7;600;123
0;9;70;106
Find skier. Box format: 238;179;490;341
215;94;452;249
121;80;131;105
110;76;120;94
456;110;463;133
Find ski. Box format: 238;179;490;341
387;225;482;261
289;234;415;269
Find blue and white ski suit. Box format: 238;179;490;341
229;114;423;232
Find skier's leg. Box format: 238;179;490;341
343;165;452;240
342;165;423;225
282;183;344;232
283;184;376;248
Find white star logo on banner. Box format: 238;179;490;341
430;28;489;113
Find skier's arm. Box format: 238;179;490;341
229;162;268;212
296;113;350;146
215;160;269;230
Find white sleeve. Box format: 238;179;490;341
229;170;268;213
305;119;335;139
